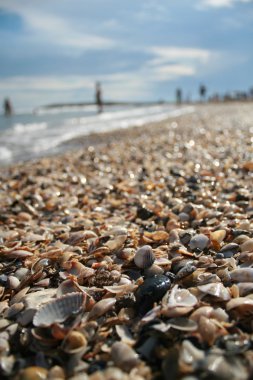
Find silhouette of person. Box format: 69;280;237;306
95;82;103;113
3;98;13;116
199;84;207;102
176;88;182;105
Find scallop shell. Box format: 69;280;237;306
33;292;85;327
134;245;155;269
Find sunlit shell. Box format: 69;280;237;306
197;283;231;301
168;317;198;332
134;245;155;269
210;229;226;243
236;282;253;296
33;292;85;327
61;331;87;354
167;285;198;307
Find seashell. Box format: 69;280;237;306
198;316;219;346
5;249;33;259
111;341;139;372
175;264;196;281
134;245;155;269
115;325;135;345
240;239;253;253
135;275;171;315
18;366;48;380
33;292;85;327
219;243;239;258
88;298;116;320
116;247;135;261
166;285;198;308
230;268;253;283
105;234;127;251
61;331;87;354
144;230;169;242
57;279;83;297
7;275;20;290
189;234;209;250
236;282;253;296
198;283;231;301
4;302;24;319
168;317;198;332
180;339;205;366
103;283;137;295
210;229;226;243
233;234;250;245
226;296;253;311
144;264;164;277
22;288;57;309
190;306;213;322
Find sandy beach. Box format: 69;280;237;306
0;103;253;379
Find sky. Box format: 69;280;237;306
0;0;253;111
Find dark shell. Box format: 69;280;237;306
135;275;171;315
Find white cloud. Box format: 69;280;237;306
148;47;211;66
198;0;252;8
0;2;114;50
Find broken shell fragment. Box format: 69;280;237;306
33;292;85;327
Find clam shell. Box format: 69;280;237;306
111;342;139;371
134;245;155;269
230;268;253;283
189;234;209;250
33;292;85;327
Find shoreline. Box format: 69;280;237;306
0;102;253;379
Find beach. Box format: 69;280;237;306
0;102;253;379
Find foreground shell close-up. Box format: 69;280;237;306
0;103;253;380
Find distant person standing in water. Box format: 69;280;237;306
95;82;103;113
3;98;13;116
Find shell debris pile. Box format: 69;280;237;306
0;103;253;380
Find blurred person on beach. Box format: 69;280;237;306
199;84;207;102
3;98;13;116
176;88;182;105
95;82;103;113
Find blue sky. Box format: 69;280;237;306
0;0;253;111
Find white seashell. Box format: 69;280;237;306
189;234;209;250
134;245;155;269
230;268;253;282
198;283;231;301
167;285;198;307
33;292;85;327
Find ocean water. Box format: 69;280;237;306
0;104;194;166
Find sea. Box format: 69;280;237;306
0;104;194;166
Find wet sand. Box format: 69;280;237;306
0;103;253;379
